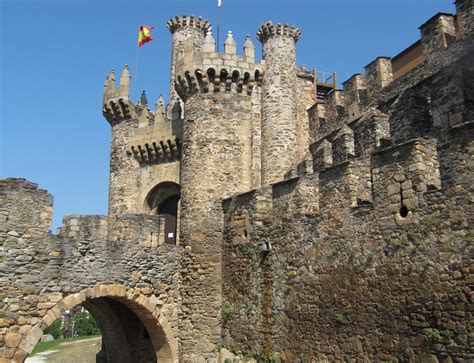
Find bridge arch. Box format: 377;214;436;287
16;284;177;363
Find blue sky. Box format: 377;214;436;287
1;0;453;231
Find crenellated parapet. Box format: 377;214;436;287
125;94;183;165
310;105;391;173
166;15;211;35
309;1;473;145
256;21;301;43
174;31;264;99
102;66;136;125
311;58;393;139
102;66;179;130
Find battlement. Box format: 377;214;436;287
309;1;473;146
224;134;447;238
174;31;264;99
0;178;53;239
256;21;301;43
102;65;176;129
166;15;211;34
56;212;177;250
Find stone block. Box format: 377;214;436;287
42;311;58;327
387;183;400;196
13;349;28;362
218;348;236;363
401;180;413;190
37;302;55;310
47;292;63;303
5;333;22;348
420;354;439;363
0;347;15;359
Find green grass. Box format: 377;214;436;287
30;335;101;356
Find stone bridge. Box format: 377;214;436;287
0;178;179;363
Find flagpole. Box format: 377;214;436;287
217;2;221;52
134;44;140;101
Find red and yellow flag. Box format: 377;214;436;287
138;25;153;48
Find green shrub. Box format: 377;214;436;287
214;343;225;352
241;244;259;257
366;252;375;265
335;313;349;325
422;328;441;342
222;303;234;325
72;312;100;336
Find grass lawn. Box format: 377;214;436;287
30;336;101;356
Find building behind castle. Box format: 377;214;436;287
1;1;473;362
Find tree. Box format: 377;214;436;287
72;312;101;336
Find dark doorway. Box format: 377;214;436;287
158;195;179;244
145;182;181;245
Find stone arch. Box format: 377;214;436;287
143;182;181;244
16;284;177;363
144;182;181;214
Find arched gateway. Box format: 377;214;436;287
12;284;177;363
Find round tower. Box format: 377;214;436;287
174;28;263;360
257;21;301;185
166;16;211;120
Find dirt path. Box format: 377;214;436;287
26;337;101;363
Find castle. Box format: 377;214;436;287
0;1;473;362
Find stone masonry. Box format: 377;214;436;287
1;1;473;362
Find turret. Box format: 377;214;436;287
118;65;130;98
224;31;236;54
243;35;255;63
101;62;180;218
203;29;216;53
154;95;165;123
173;21;263;360
166;15;211;120
257;21;301;185
139;90;148;107
102;65;134;126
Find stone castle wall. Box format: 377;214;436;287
221;8;474;361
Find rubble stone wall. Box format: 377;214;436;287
222;18;473;362
0;179;181;362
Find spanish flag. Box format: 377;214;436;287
138;25;153;48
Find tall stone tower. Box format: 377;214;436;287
169;17;263;360
166;16;211;121
257;22;301;185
